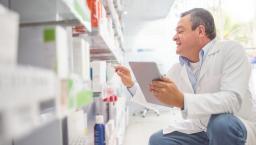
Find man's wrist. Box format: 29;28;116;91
178;92;184;109
127;82;134;88
126;82;136;96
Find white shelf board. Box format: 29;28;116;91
10;0;76;24
62;0;91;31
90;24;123;62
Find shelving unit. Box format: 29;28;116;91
0;0;127;145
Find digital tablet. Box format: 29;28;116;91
129;61;168;107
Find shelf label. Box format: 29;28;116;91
43;28;56;43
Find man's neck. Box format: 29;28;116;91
186;38;211;62
187;53;200;63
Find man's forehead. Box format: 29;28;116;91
176;15;191;28
180;15;191;23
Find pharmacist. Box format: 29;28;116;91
115;8;256;145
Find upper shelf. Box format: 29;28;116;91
72;0;125;62
90;22;124;62
9;0;91;31
62;0;91;31
10;0;124;62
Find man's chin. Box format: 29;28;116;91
176;49;181;55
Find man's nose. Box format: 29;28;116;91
172;34;177;41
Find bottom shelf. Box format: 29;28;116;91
7;96;129;145
13;119;63;145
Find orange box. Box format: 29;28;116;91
88;0;103;28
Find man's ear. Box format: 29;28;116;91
197;25;206;37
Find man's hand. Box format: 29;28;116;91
115;65;134;88
149;76;184;108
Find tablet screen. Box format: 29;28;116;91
129;62;169;107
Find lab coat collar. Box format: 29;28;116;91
205;39;219;56
178;39;218;90
179;56;189;66
179;38;217;66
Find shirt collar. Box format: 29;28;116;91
179;38;216;66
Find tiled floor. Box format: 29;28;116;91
123;108;181;145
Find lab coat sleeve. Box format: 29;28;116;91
124;83;146;102
123;83;137;102
127;83;137;96
184;42;251;119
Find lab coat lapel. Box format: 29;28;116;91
180;65;194;93
198;45;220;82
197;56;210;82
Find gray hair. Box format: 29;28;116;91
181;8;216;40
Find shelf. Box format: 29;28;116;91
62;0;91;31
90;23;124;62
19;19;81;27
61;0;124;62
90;48;116;61
89;0;124;62
113;0;123;12
107;0;122;34
10;0;77;25
1;0;127;144
103;0;124;44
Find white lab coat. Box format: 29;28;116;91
133;40;256;145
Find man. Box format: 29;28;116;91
115;8;256;145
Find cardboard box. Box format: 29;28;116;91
18;26;70;78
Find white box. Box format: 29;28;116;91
72;38;90;81
18;26;70;78
67;110;86;145
0;4;19;65
91;61;107;92
0;65;58;142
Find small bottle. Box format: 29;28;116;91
109;96;118;121
94;115;106;145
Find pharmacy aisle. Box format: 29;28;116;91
1;0;256;145
123;108;182;145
